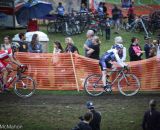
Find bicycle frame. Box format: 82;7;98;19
106;68;129;86
1;69;22;88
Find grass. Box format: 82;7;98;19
0;25;158;61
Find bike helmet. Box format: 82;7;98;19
86;101;94;109
114;36;123;44
113;44;123;50
11;42;20;51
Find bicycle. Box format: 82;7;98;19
84;67;140;97
0;64;36;98
124;15;151;38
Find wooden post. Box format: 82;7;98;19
70;52;79;92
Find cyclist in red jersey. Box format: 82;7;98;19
0;42;22;91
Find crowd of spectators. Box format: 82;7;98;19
2;28;159;61
1;33;43;53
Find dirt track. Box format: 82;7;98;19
0;92;160;107
0;92;160;130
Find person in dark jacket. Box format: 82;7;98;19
72;112;93;130
86;101;101;130
65;37;79;54
18;32;28;52
144;36;152;59
142;99;160;130
87;36;100;60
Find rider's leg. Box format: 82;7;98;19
102;70;107;87
1;68;8;87
107;64;117;76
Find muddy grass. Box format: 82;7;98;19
0;91;160;130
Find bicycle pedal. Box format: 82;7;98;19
104;86;112;92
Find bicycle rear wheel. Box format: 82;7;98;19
14;76;36;98
84;74;104;96
118;74;140;96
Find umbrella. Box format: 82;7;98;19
16;0;53;25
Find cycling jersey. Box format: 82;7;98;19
111;43;126;62
0;48;12;60
99;49;126;70
0;48;13;70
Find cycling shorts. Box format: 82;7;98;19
99;60;112;71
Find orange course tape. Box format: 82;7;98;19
16;52;160;91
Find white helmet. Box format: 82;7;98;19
115;36;123;44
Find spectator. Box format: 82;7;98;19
65;37;79;53
28;34;43;53
112;36;126;62
84;30;94;57
144;37;152;59
142;99;160;130
56;2;65;18
112;5;122;33
156;41;160;56
97;2;104;19
53;41;64;54
102;2;107;16
127;5;135;25
129;37;145;61
1;36;11;50
80;3;88;13
105;17;111;40
86;101;101;130
72;112;93;130
18;32;28;52
87;36;100;60
148;40;158;58
156;34;160;56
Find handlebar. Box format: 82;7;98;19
17;65;28;73
122;66;130;73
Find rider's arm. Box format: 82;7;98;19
9;56;21;66
113;50;127;67
121;47;127;62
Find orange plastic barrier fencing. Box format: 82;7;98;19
16;52;160;91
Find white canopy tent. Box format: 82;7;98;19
12;31;49;52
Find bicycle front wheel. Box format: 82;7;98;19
84;74;104;96
14;76;36;98
118;74;140;96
